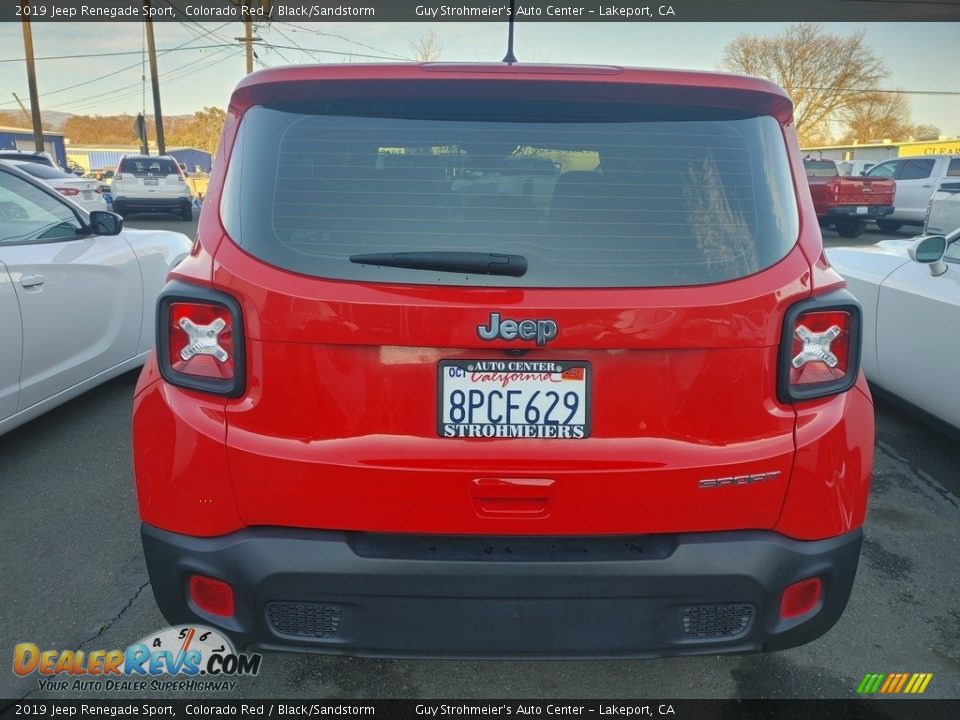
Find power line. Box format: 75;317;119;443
54;46;241;114
269;24;319;64
791;86;960;96
278;21;413;61
0;44;237;64
0;24;235;109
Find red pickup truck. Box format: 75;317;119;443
805;159;895;238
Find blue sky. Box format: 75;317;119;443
0;21;957;136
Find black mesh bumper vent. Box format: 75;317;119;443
681;604;754;639
267;602;343;638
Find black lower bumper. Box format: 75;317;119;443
825;205;894;219
113;197;190;214
141;524;862;659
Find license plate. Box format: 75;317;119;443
145;178;159;186
856;206;868;214
438;360;590;439
82;191;93;200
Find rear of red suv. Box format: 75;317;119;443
133;64;874;657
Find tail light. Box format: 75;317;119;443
189;575;235;618
778;290;861;402
780;577;822;619
55;187;79;196
156;282;245;397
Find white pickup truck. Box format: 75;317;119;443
925;180;960;236
864;154;960;231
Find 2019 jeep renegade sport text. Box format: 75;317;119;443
133;63;875;657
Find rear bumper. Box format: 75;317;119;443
824;205;893;219
113;196;191;213
142;523;863;658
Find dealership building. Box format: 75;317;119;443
802;137;960;163
0;125;68;167
66;145;213;173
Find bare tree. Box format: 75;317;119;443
837;92;912;144
409;30;443;62
721;23;889;145
909;123;942;141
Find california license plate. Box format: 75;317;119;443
145;178;159;186
438;360;590;439
856;206;868;214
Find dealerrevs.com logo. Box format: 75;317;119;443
12;625;262;692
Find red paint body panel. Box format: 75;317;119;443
776;375;875;540
133;368;243;536
133;63;873;544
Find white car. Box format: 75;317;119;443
864;155;960;232
10;159;108;213
0;160;192;436
111;154;194;221
827;229;960;431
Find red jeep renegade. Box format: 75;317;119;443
133;63;875;657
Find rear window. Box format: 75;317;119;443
221;99;799;288
803;160;838;177
119;158;178;176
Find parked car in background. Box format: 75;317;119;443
924;180;960;236
827;228;960;433
82;171;112;197
864;155;960;232
804;158;895;238
10;160;108;213
134;63;875;659
0;150;57;168
111;155;194;221
836;160;876;177
0;160;192;436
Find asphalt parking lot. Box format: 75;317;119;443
1;217;957;700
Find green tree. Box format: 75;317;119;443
167;107;226;155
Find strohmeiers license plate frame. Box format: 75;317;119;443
437;359;591;439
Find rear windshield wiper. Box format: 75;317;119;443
349;251;527;277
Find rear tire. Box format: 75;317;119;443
180;206;193;222
836;219;866;239
876;220;903;233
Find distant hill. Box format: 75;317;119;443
0;110;195;133
41;110;74;130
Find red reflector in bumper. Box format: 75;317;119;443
780;577;822;619
189;575;235;617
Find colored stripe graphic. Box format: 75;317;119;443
857;674;885;694
857;673;932;694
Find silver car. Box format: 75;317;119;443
0;160;192;435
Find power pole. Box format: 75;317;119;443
143;0;166;155
244;0;253;75
19;1;45;153
232;0;261;74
